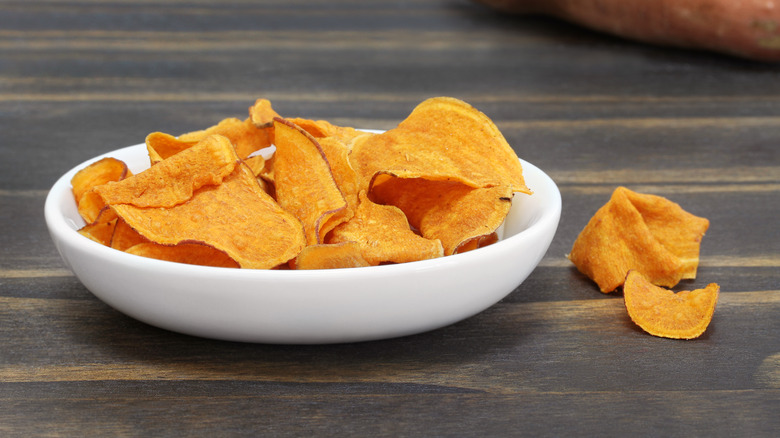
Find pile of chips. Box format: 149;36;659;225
71;97;532;270
568;186;719;339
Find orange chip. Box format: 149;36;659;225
623;270;719;339
568;187;709;293
248;98;280;128
71;157;131;223
349;97;531;194
285;117;367;144
241;154;272;194
108;163;304;269
96;134;238;209
272;118;348;245
370;178;513;256
76;190;111;225
179;116;272;160
71;157;131;203
78;218;117;246
242;154;266;177
109;218;149;251
145;132;198;165
328;191;443;265
125;242;239;268
292;242;371;270
317;135;360;221
622;189;710;279
284;118;333;138
454;232;499;254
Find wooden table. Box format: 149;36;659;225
2;1;779;436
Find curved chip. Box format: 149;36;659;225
286;117;367;144
109;164;305;269
568;186;709;293
70;157;131;224
621;189;710;279
71;157;131;203
125;242;240;268
349;96;531;194
145;132;198;165
370;177;513;255
248;98;280;128
293;242;371;270
272;118;348;246
109;218;149;251
328;191;443;265
78;218;117;246
624;270;719;339
317;136;360;222
96;134;238;209
179;116;273;160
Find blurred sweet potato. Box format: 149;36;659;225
476;0;780;61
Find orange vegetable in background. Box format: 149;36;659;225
475;0;780;62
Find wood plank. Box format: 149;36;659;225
2;292;777;392
1;388;778;436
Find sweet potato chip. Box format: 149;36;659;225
454;232;499;254
70;157;131;224
623;270;719;339
272;118;348;245
317;136;360;220
286;117;368;144
109;218;149;251
349;96;531;194
179;116;272;160
76;190;111;225
242;154;266;177
78;218;117;246
125;242;239;268
108;163;305;269
248;98;280;128
568;186;709;293
293;242;371;270
145;132;198;165
96;134;238;209
328;191;443;265
71;157;130;203
370;178;513;255
621;189;710;279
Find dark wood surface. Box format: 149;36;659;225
2;1;779;436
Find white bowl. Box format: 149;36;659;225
45;143;561;344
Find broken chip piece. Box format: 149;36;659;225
623;270;719;339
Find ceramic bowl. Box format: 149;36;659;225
45;143;561;344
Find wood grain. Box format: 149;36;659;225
1;0;778;436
